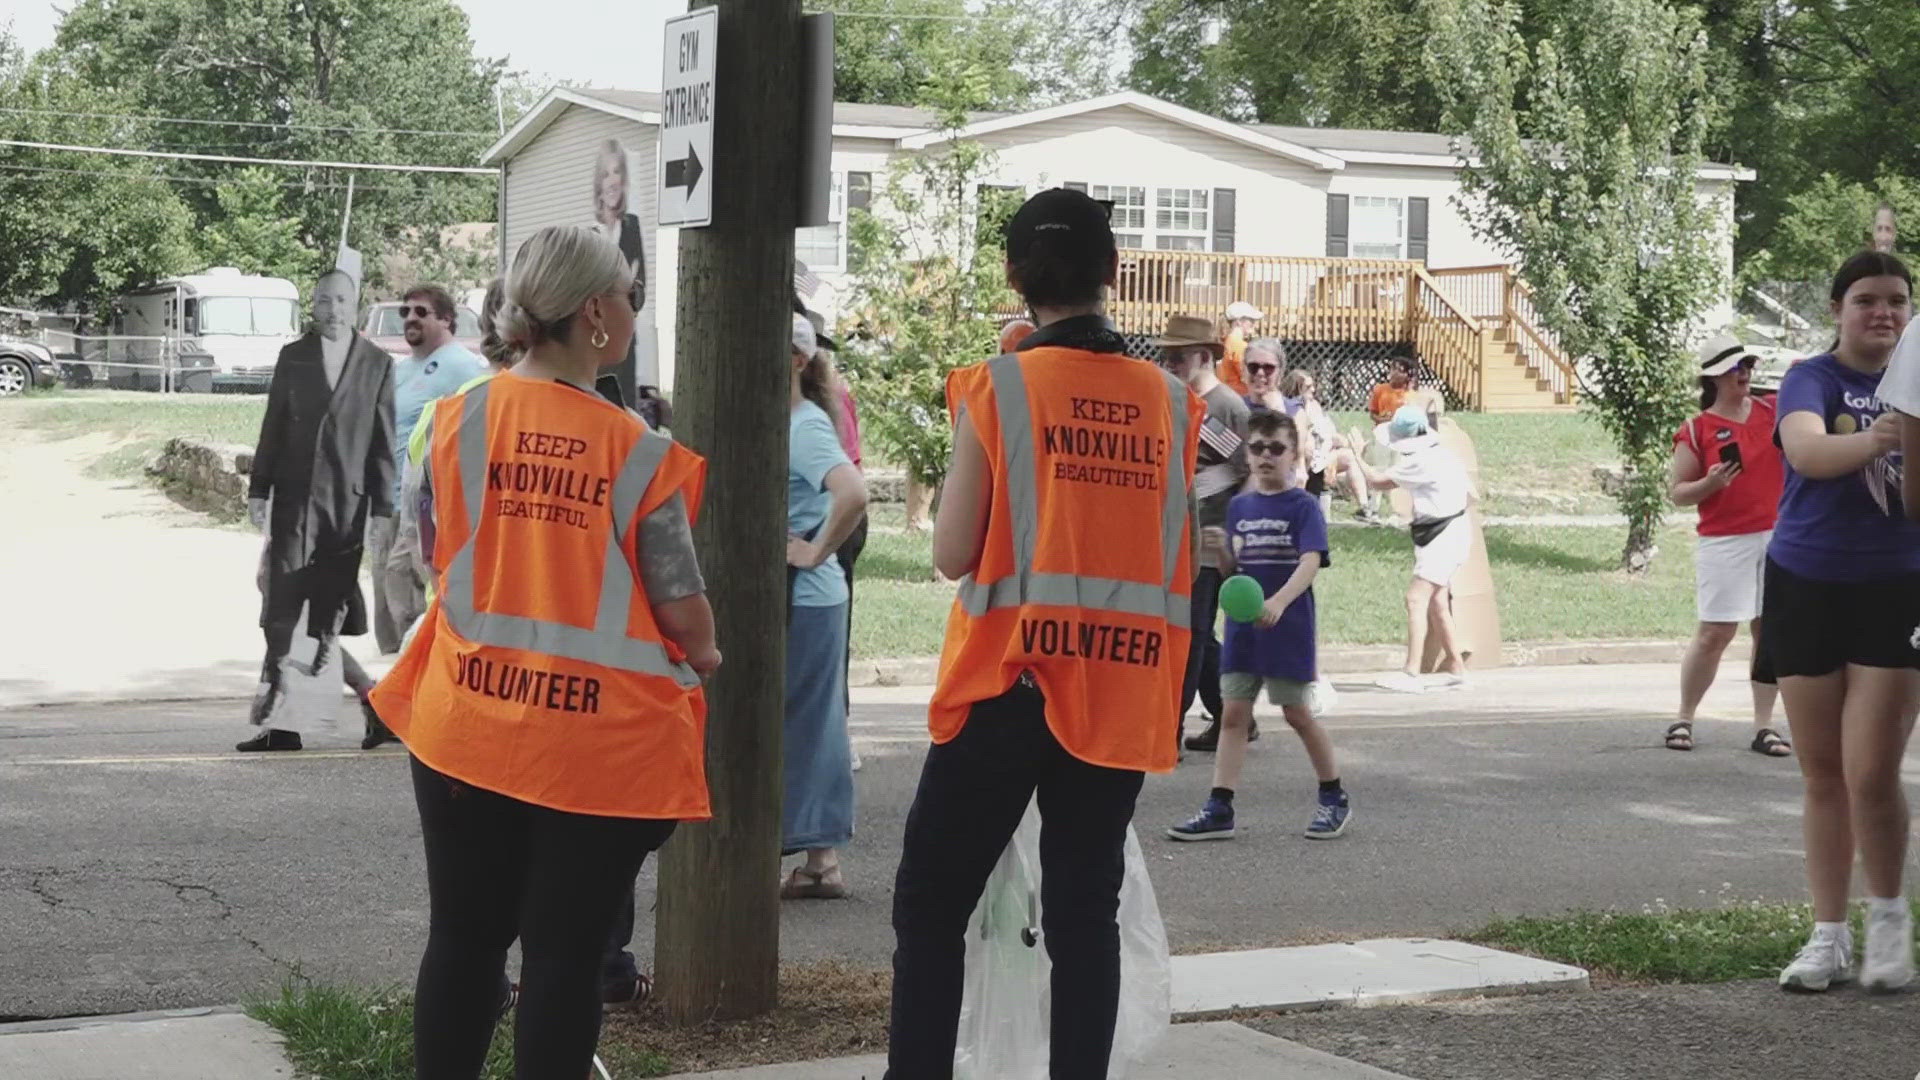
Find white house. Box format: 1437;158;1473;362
482;89;1749;411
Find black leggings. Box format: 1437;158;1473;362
886;680;1145;1079
409;757;675;1080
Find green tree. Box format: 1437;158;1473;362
1128;0;1453;128
43;0;503;295
1428;0;1726;569
839;101;1017;497
198;168;323;284
826;0;1120;110
0;34;198;307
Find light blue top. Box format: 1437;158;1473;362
392;341;487;501
789;400;852;608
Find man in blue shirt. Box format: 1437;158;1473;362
369;284;486;655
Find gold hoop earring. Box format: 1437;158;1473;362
590;328;609;350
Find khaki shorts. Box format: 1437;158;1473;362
1222;671;1311;707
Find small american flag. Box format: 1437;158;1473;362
1198;415;1242;463
794;260;822;300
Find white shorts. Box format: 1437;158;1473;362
1695;530;1770;623
1413;517;1472;586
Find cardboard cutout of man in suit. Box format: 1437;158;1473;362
239;268;396;752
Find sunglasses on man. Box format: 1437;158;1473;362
1246;439;1294;458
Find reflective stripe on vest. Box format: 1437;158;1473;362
955;354;1193;630
438;382;699;688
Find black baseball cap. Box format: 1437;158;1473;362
1005;188;1116;263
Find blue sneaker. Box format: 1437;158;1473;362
1168;799;1236;842
1306;793;1350;839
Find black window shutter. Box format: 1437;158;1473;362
1407;196;1430;262
847;171;872;212
1212;188;1236;253
1064;181;1088;193
1326;193;1349;258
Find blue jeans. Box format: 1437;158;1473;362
784;601;854;852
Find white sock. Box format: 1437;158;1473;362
1868;896;1908;920
1813;920;1849;940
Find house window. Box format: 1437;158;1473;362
1091;184;1147;230
794;171;848;271
1154;188;1210;243
1349;195;1405;259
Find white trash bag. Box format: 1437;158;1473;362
252;600;348;737
953;798;1171;1080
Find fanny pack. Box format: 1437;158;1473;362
1409;512;1464;548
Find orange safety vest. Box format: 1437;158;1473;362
930;347;1203;774
370;374;711;820
1219;327;1250;397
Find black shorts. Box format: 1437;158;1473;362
1305;470;1326;497
1761;558;1920;678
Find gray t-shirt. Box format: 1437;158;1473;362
1196;383;1251;569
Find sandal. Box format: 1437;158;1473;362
1664;721;1694;751
780;866;849;900
1750;728;1793;758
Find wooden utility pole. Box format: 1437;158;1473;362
654;0;801;1022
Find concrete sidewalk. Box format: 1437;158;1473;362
0;937;1587;1079
664;1021;1414;1078
0;1009;293;1079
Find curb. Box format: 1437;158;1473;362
6;639;1730;708
850;638;1739;689
0;1006;240;1037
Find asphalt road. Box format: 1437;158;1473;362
1;663;1902;1021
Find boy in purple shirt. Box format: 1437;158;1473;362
1169;410;1351;842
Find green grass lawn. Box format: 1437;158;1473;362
1471;897;1920;983
1327;408;1620;518
851;504;1698;659
4;392;267;482
250;984;673;1080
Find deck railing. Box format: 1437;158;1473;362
1428;264;1578;402
988;249;1575;408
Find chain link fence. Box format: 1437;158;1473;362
1;307;249;393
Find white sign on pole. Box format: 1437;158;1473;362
657;6;717;229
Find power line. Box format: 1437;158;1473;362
0;162;418;195
0;139;497;175
811;8;987;19
0;106;497;138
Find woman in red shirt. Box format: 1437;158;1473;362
1664;335;1788;756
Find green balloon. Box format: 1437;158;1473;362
1218;574;1267;623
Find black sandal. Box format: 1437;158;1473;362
1664;721;1694;751
1750;728;1792;757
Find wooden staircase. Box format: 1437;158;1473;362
1020;251;1578;412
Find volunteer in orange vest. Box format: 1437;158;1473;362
884;188;1202;1080
1219;299;1263;396
371;225;719;1080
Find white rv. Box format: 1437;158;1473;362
109;268;302;392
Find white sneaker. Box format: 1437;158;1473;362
1864;903;1916;993
1779;928;1854;992
1376;671;1427;694
1434;672;1472;692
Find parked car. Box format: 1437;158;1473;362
362;301;483;361
0;336;60;397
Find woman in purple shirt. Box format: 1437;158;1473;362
1767;250;1920;995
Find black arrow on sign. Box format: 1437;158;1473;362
664;144;704;195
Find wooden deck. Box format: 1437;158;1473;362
1012;250;1578;411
